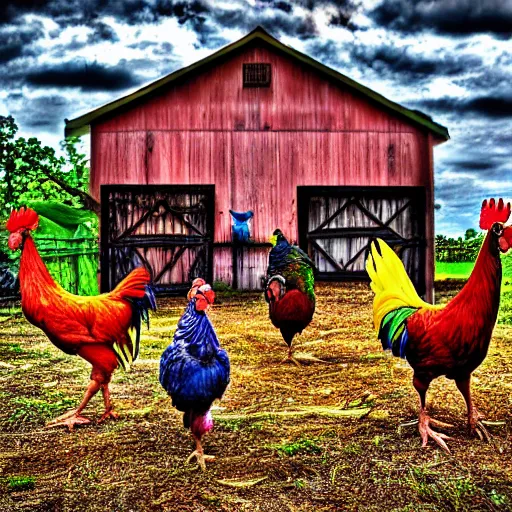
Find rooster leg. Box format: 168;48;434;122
186;435;215;471
97;385;119;424
46;380;101;431
456;377;490;442
281;347;302;368
281;345;301;367
414;376;453;454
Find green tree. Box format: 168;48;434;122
465;228;478;240
0;115;99;218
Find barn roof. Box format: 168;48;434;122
65;27;449;141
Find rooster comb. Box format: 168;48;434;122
6;207;39;233
479;198;511;230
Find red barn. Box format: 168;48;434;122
65;27;449;299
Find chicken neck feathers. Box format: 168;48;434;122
267;237;315;304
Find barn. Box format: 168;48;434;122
65;27;449;300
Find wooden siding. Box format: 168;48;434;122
92;130;429;243
94;45;424;134
91;43;434;296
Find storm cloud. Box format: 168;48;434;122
370;0;512;37
26;62;142;90
416;95;512;119
350;44;482;82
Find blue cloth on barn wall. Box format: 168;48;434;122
229;210;254;243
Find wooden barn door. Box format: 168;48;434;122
297;186;426;294
101;185;214;295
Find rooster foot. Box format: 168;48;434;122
97;409;119;424
419;411;453;454
46;414;91;432
472;422;491;442
281;355;301;367
399;417;454;430
186;450;215;471
469;410;490;442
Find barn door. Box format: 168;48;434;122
297;186;426;294
101;185;214;295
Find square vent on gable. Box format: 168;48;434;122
243;63;271;87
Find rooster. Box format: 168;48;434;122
366;198;512;453
6;207;156;430
265;229;315;365
159;278;230;470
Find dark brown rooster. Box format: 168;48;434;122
265;229;315;364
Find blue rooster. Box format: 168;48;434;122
159;278;230;470
229;210;254;243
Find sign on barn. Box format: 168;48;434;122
65;27;449;300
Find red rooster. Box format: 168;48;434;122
366;198;512;452
7;207;156;430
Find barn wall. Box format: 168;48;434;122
92;130;429;243
91;43;434;293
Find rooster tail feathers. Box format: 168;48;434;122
112;267;151;301
113;337;134;371
379;307;417;358
113;274;156;370
366;238;439;332
128;284;157;363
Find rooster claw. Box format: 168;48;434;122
46;414;91;432
421;427;453;454
281;356;301;367
429;418;454;429
187;450;215;471
473;421;491;442
97;409;119;424
418;411;453;454
399;418;453;431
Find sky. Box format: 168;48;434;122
0;0;511;237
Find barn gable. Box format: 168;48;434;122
66;27;448;140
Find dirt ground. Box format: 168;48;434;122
0;281;511;511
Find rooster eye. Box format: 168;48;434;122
492;223;504;236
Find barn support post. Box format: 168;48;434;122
232;244;239;290
425;134;435;303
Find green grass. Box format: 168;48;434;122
9;393;75;423
436;253;512;280
404;465;509;511
273;438;322;457
499;283;512;325
435;261;475;280
5;476;36;492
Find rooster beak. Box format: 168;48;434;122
499;226;512;253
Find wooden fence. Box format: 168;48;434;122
0;236;99;305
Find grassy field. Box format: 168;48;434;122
436;254;512;325
1;282;512;511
